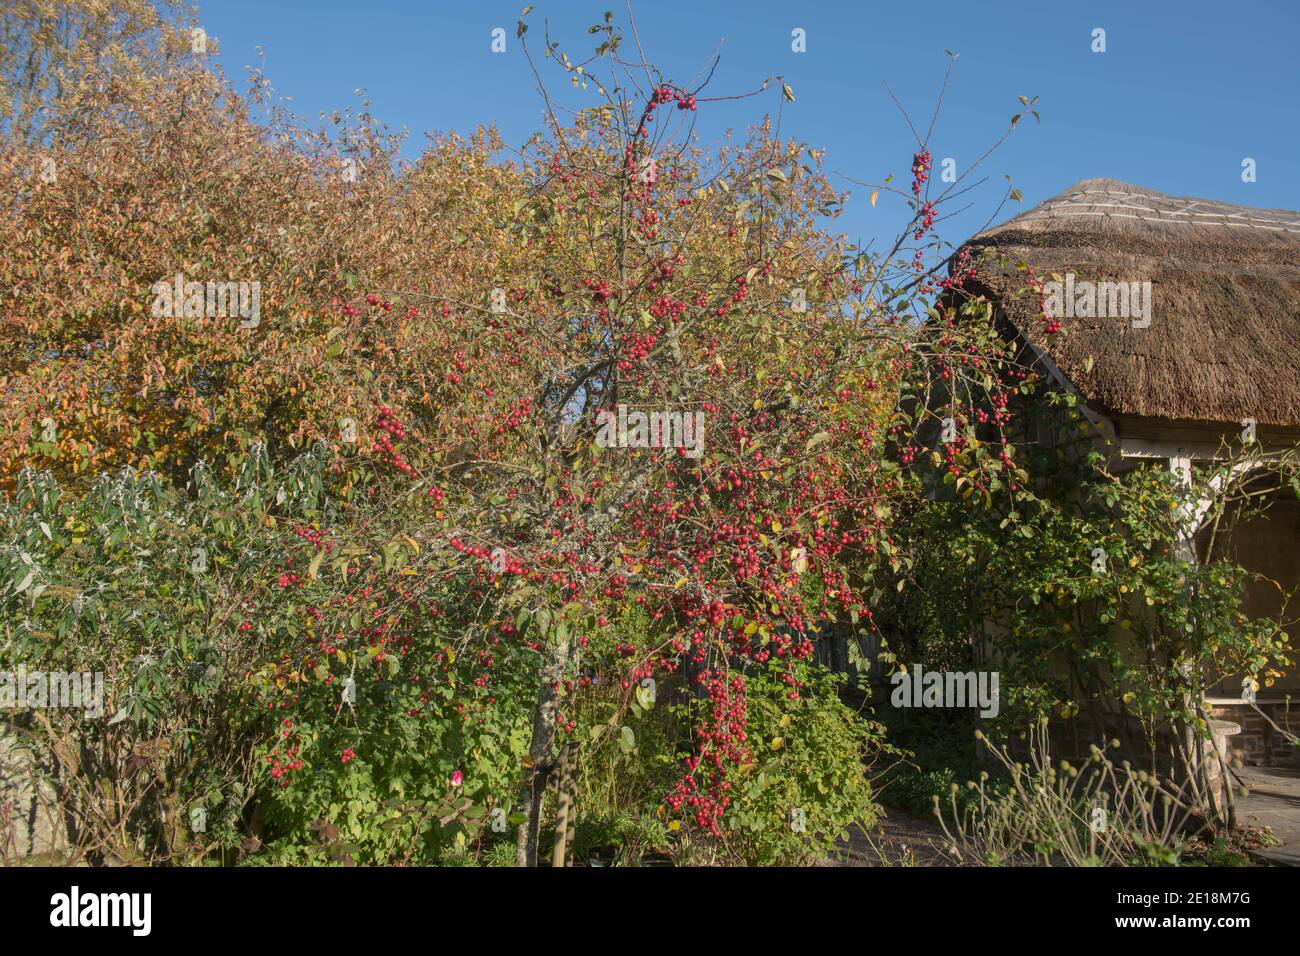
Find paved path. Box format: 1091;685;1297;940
821;811;955;866
1233;766;1300;866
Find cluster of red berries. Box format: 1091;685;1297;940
340;747;357;765
294;525;334;553
941;432;970;476
552;709;577;733
617;330;659;370
267;720;303;787
938;245;978;292
914;200;938;241
582;277;614;302
649;294;686;322
988;388;1012;426
276;569;302;589
637;206;659;240
646;255;681;292
449;538;529;581
651;84;697;111
372;406;415;475
709;273;748;316
497;397;534;433
665;670;748;835
911;149;931;197
619;658;660;691
364;293;393;312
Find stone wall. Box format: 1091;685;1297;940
0;719;70;864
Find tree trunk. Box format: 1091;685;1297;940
514;630;571;867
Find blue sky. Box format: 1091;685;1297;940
199;0;1300;254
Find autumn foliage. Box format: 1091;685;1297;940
1;2;1044;865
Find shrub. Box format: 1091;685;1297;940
718;663;882;865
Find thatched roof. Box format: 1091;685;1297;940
963;178;1300;427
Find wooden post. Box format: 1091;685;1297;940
551;742;576;867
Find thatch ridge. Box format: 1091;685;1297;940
964;179;1300;427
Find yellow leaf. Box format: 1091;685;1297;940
668;820;681;831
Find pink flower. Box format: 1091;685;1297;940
450;770;464;788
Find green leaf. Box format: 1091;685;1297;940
533;607;552;635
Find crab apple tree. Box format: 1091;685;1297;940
350;12;1027;866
